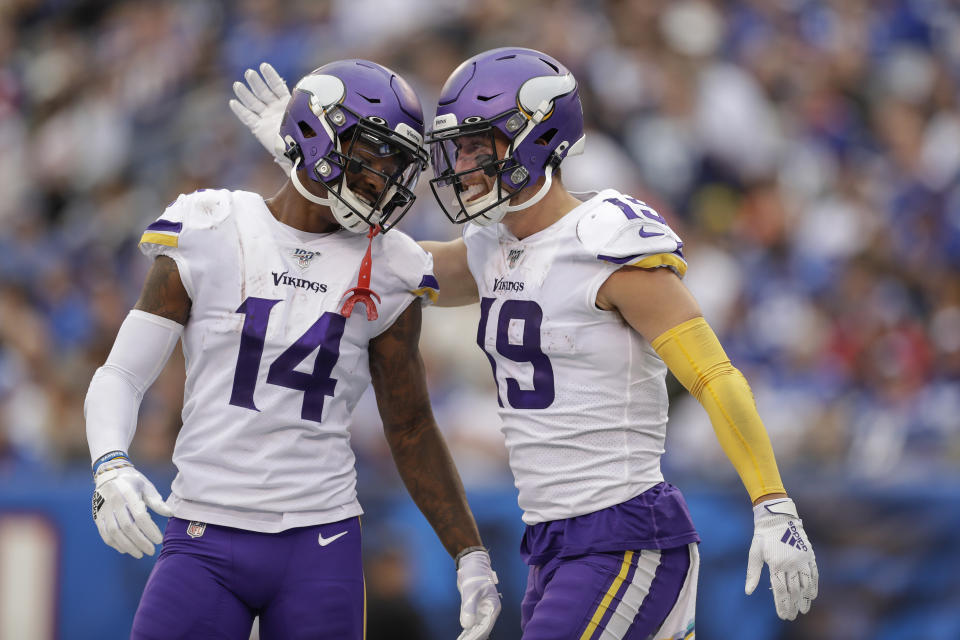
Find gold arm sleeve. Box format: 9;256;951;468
651;316;785;501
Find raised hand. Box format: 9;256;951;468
229;62;292;172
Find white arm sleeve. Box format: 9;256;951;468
84;310;183;462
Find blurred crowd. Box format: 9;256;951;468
1;0;959;492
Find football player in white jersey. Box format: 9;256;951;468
85;60;499;640
234;49;819;639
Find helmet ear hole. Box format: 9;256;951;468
535;128;557;146
298;121;318;138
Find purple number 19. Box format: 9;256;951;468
229;297;346;422
478;298;555;409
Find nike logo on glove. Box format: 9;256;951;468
318;530;348;546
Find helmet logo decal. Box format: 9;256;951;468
294;74;346;117
517;73;577;118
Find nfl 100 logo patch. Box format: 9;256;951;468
186;521;207;538
292;248;320;270
506;247;525;269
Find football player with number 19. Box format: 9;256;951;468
234;48;819;639
85;60;499;640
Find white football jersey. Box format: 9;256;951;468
139;189;438;532
463;189;686;524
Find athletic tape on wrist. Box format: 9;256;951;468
92;450;129;475
455;545;488;569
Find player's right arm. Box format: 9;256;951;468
418;238;478;307
133;255;192;323
84;256;190;558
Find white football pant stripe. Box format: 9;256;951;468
655;544;698;640
596;549;661;639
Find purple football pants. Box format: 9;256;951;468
131;516;364;640
520;545;697;640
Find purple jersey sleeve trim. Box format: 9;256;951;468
418;274;440;290
145;219;183;233
598;253;642;265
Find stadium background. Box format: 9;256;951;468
1;0;959;638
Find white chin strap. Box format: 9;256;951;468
464;164;554;227
289;157;333;207
288;157;380;233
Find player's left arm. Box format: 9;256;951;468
369;300;500;639
597;265;818;620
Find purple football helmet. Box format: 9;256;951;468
280;60;428;232
426;47;585;226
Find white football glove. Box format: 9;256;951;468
456;549;501;640
92;458;173;559
745;497;819;620
228;62;292;172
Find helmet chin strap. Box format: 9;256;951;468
289;157;334;207
466;164;554;226
505;164;554;212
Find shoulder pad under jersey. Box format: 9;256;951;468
576;193;686;277
138;189;233;258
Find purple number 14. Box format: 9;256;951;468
229;297;346;422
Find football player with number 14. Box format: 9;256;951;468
85;60;499;640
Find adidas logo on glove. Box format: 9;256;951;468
780;522;808;552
